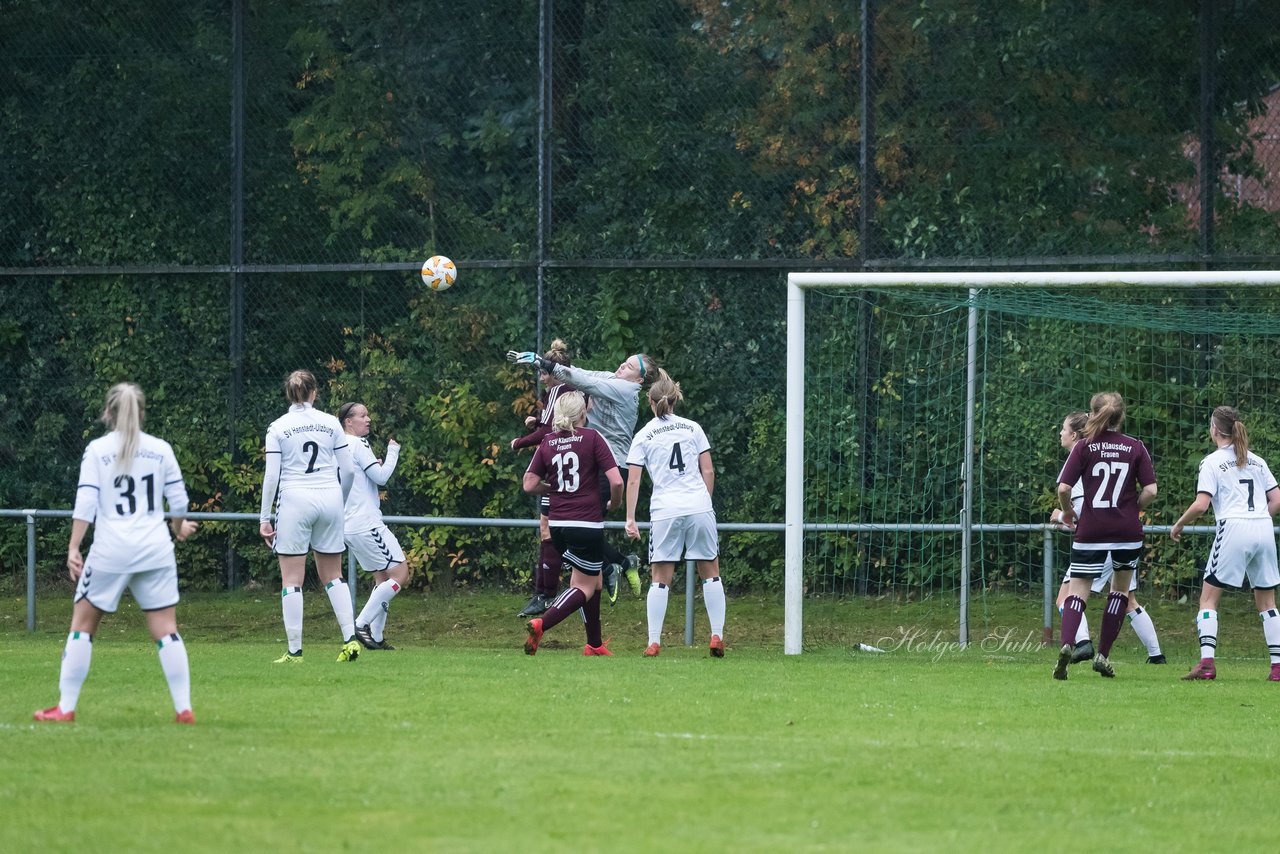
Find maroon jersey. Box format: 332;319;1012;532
526;426;617;525
1058;430;1156;546
512;383;581;451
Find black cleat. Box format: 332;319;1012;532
1147;654;1167;664
1070;640;1095;664
1092;653;1115;678
1053;644;1072;680
517;593;548;618
375;638;396;650
602;564;620;606
353;623;379;650
1070;637;1090;665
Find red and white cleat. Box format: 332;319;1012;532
643;642;661;657
175;709;196;725
709;635;725;658
1182;659;1217;681
33;705;75;723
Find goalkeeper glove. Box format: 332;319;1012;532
506;350;537;364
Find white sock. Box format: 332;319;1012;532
647;583;669;644
157;633;192;713
370;603;388;642
1126;606;1161;656
702;576;726;638
282;586;303;654
1261;609;1280;664
57;631;94;713
357;580;400;629
1075;611;1091;644
325;578;356;642
1197;609;1218;660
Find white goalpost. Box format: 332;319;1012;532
784;269;1280;655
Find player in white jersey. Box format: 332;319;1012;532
259;370;359;664
624;371;726;658
1049;411;1164;665
1170;406;1280;681
35;383;199;724
338;401;408;651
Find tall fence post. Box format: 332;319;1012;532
26;510;37;632
1043;527;1054;645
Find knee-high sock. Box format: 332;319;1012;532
1098;592;1128;657
540;586;587;633
1126;606;1161;656
1059;605;1091;644
370;600;389;642
156;632;191;713
57;631;94;712
537;538;563;597
582;590;603;648
1059;595;1086;649
1261;608;1280;664
357;579;400;628
703;576;726;638
281;586;303;654
325;578;355;642
1197;609;1219;660
647;583;669;644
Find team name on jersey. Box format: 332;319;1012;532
98;448;167;466
643;422;692;439
547;434;584;447
1217;459;1265;473
1087;441;1132;459
281;424;334;439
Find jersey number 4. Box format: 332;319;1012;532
1089;461;1130;508
114;473;156;515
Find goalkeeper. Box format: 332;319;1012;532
508;347;661;603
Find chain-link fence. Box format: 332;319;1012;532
3;1;1279;590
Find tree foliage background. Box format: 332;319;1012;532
2;0;1279;595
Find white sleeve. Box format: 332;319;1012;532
362;441;400;487
259;431;281;523
335;436;354;504
161;443;189;519
72;448;99;523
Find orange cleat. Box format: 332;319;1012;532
175;709;196;725
644;642;661;657
583;640;613;656
33;705;75;723
524;618;543;656
709;635;725;658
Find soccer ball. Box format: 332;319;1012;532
420;255;457;291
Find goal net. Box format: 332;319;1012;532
784;271;1280;654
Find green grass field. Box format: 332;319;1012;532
2;587;1278;852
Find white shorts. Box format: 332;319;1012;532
648;511;719;564
1204;518;1280;590
274;487;346;555
1061;560;1139;594
346;524;406;573
75;564;179;613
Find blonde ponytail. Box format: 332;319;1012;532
102;382;145;473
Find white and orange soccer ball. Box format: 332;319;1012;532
420;255;457;291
